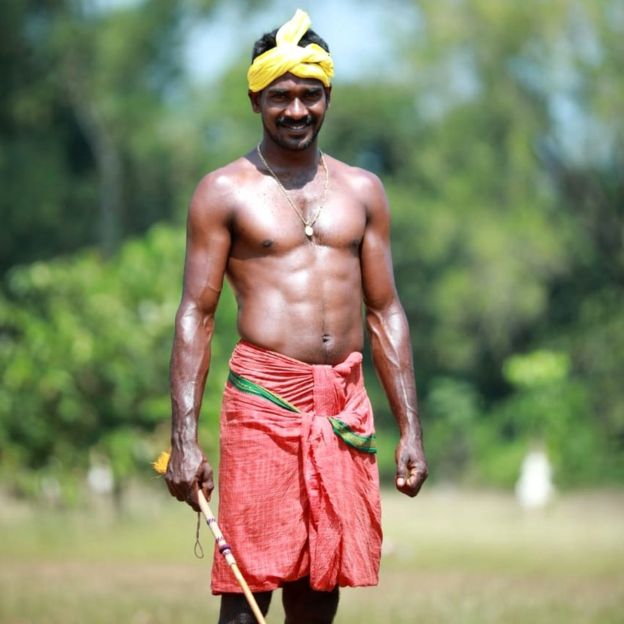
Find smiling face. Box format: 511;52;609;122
249;73;331;151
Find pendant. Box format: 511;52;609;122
304;225;314;237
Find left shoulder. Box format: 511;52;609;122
323;155;388;216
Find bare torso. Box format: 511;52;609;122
166;69;427;543
220;152;369;365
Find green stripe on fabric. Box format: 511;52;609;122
328;417;377;454
227;369;300;413
228;370;376;454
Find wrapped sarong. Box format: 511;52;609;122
211;340;382;594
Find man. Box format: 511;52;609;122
165;9;427;624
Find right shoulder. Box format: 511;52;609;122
188;157;254;224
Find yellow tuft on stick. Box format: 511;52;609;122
152;450;171;475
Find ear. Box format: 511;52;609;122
248;90;261;113
325;86;332;108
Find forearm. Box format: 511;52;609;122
366;302;422;440
169;300;215;449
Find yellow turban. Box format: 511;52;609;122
247;9;334;93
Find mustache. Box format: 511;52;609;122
276;115;314;128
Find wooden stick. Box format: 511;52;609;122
197;490;267;624
151;454;265;622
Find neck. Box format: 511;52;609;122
258;136;320;171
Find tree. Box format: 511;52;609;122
0;224;238;503
0;0;217;270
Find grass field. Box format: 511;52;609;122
1;486;622;623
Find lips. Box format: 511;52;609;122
277;116;314;130
285;125;310;133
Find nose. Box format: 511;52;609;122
285;97;307;120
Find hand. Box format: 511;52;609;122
395;435;428;497
164;443;214;512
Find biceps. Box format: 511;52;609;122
183;225;231;315
361;233;398;311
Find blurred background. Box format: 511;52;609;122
0;0;622;622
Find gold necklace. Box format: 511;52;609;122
256;144;329;238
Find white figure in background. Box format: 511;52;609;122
515;448;554;509
87;463;114;495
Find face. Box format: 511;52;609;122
249;73;331;151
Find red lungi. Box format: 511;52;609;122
211;340;382;594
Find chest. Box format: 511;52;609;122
231;185;367;253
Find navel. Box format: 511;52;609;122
261;239;273;248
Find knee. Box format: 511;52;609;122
282;580;339;624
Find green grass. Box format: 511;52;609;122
1;486;622;623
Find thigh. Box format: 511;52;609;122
282;577;339;624
218;590;272;624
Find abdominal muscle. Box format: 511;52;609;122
227;246;365;365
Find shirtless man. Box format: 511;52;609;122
165;10;427;624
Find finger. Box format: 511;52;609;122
199;478;213;503
406;479;423;497
407;466;419;487
164;477;176;497
396;471;413;494
198;462;213;488
405;466;428;496
199;480;213;503
167;476;192;504
395;456;408;488
396;482;416;497
165;477;183;501
196;463;213;502
186;482;201;512
396;478;418;497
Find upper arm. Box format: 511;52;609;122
179;173;232;317
359;172;400;313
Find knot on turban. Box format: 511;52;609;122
247;9;334;93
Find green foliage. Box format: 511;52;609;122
0;0;218;269
0;225;237;500
1;0;623;493
503;350;571;388
373;1;622;486
420;377;480;482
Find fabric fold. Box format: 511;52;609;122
247;9;334;93
211;340;382;594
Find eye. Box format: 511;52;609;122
304;90;323;102
268;92;288;103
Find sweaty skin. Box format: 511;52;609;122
165;72;428;623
